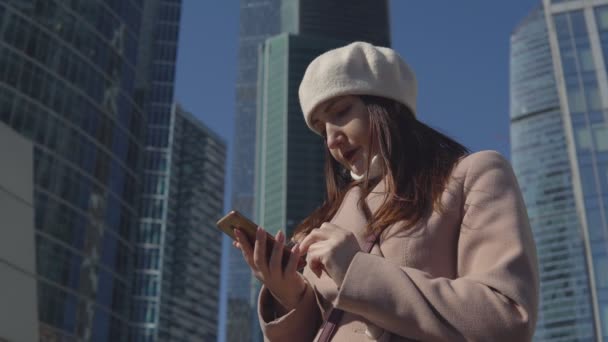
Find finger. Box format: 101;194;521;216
235;230;257;270
319;222;337;230
285;242;302;274
269;230;285;274
253;227;269;273
235;229;252;249
299;230;327;254
310;257;323;278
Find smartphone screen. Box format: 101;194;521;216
216;210;306;270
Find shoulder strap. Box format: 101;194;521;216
317;230;381;342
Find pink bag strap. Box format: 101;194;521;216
317;230;381;342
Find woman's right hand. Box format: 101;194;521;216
233;227;307;311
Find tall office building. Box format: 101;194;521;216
224;0;281;341
133;104;226;341
0;0;144;340
253;0;390;339
510;1;608;340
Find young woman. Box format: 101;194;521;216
233;42;539;341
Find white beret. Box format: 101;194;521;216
298;41;417;133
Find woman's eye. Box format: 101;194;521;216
335;105;351;118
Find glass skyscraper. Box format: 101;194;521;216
511;1;608;340
0;0;143;340
133;104;226;341
223;1;280;341
169;106;225;341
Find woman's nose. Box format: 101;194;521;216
325;126;344;149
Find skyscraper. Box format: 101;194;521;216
0;0;143;340
253;0;390;339
510;1;608;340
224;1;281;341
155;104;226;341
133;112;225;340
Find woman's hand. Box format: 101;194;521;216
233;227;307;312
299;222;362;287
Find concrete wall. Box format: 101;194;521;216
0;122;39;342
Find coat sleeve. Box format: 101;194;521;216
333;151;540;341
257;277;323;341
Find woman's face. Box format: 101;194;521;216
310;95;373;177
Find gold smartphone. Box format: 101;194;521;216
216;210;306;270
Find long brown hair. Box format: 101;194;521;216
293;95;469;241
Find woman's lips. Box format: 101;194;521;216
343;148;359;163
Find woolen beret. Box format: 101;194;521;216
298;41;417;134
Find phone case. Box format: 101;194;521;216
216;210;258;242
216;210;306;270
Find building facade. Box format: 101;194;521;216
510;1;608;340
166;105;226;341
224;0;281;341
0;0;144;340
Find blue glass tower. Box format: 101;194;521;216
511;1;608;340
0;0;143;340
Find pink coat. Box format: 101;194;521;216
258;151;539;341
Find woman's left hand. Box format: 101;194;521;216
299;222;362;287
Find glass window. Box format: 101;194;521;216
596;6;608;31
97;269;115;308
146;248;159;269
114;238;130;276
580;164;598;195
92;308;110;342
568;88;586;113
136;247;160;269
593;123;608;151
600;160;608;194
595;257;608;288
22;110;36;139
111;279;128;317
145;304;156;323
138;222;161;244
586;208;605;240
0;88;13;123
578;48;594;71
101;234;118;269
134;274;159;297
585;85;602;111
576;126;592;150
570;11;587;37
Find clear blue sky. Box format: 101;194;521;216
173;1;539;340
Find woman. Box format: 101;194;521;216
233;41;539;341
